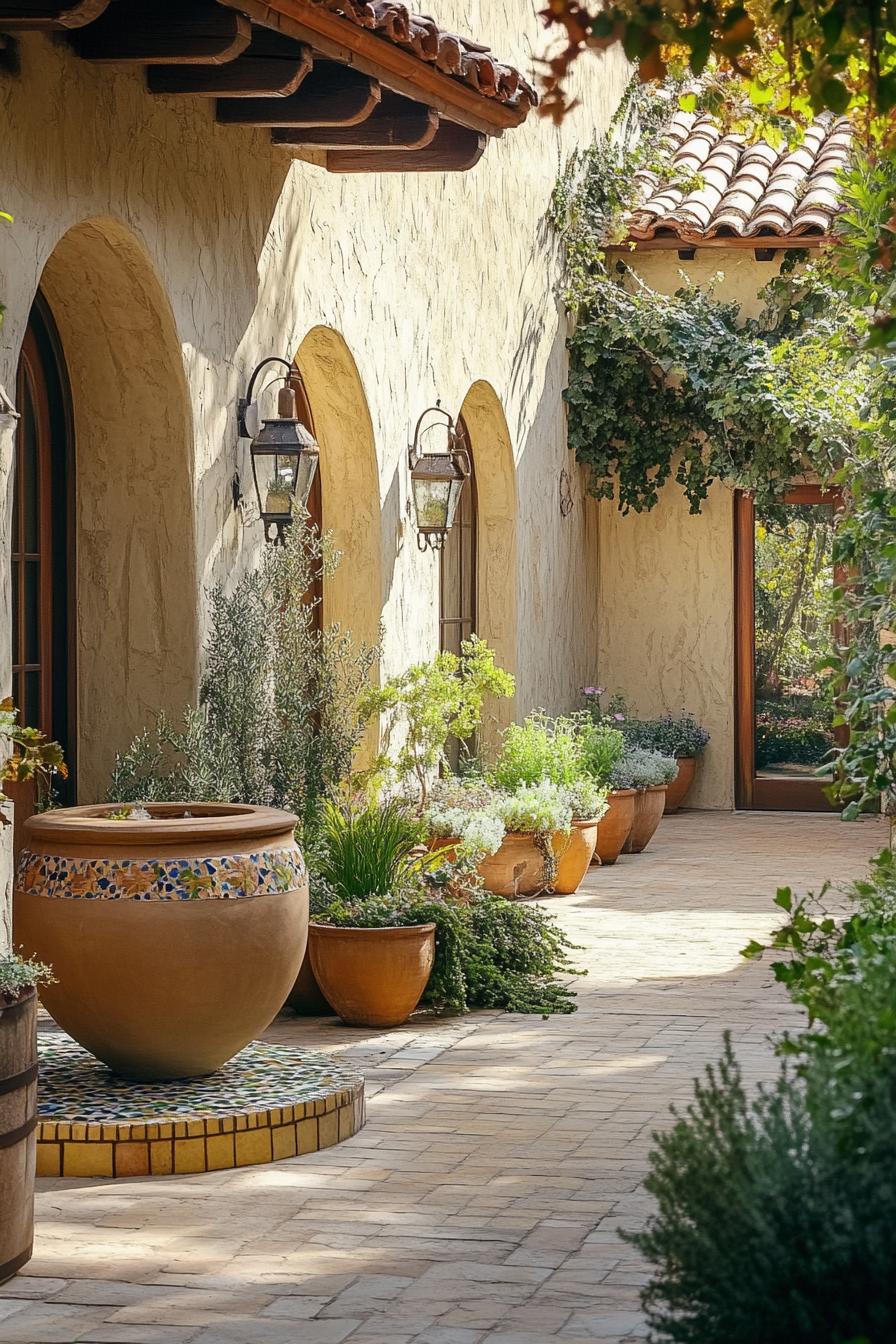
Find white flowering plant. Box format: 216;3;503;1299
426;806;506;861
493;780;573;837
564;777;608;822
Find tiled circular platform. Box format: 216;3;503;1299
36;1035;365;1178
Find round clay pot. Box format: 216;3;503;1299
623;786;667;854
551;819;599;894
14;803;309;1080
477;831;550;899
664;757;697;813
593;790;636;866
308;923;436;1028
0;990;36;1286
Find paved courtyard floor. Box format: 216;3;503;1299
0;812;883;1344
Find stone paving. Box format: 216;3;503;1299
0;812;883;1344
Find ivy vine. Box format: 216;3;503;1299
551;79;869;514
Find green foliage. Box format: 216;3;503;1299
621;712;710;758
109;521;378;845
578;721;627;785
314;799;441;902
493;713;584;791
563;776;608;822
610;747;678;790
0;697;67;816
754;703;835;768
0;953;54;1003
363;636;514;810
492;780;573;836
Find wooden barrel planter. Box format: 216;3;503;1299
0;989;37;1286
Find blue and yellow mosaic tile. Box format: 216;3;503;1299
17;849;307;901
36;1034;364;1178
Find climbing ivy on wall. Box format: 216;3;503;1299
550;79;868;514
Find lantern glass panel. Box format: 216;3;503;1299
256;451;299;518
294;446;320;511
413;476;452;531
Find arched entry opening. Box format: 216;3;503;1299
12;293;75;798
457;382;518;737
292;327;381;655
35;217;197;801
439;417;477;659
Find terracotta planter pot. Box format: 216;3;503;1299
593;790;636;865
309;923;436;1028
623;786;667;854
664;757;697;813
477;831;550;899
0;990;36;1287
551;819;599;894
14;803;309;1080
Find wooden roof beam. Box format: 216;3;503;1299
325;121;485;173
273;90;437;149
217;60;379;126
148;31;312;96
217;0;516;137
71;0;251;64
0;0;108;28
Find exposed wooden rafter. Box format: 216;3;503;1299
326;121;485;173
274;90;438;150
611;234;831;253
217;61;380;127
71;0;251;65
0;0;108;27
218;0;517;137
148;31;312;96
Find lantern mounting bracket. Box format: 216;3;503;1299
237;355;295;439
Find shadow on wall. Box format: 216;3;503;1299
458;380;518;741
39;216;198;802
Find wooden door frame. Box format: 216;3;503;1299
734;485;842;812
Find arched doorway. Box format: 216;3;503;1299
439;418;477;658
12;292;75;797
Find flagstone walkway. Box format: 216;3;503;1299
0;812;882;1344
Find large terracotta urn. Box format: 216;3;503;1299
551;819;599;894
14;803;308;1080
593;790;636;865
623;786;667;854
309;923;436;1029
664;757;696;813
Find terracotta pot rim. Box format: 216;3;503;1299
608;788;637;799
640;785;668;794
309;922;437;938
676;755;696;763
24;801;298;847
569;815;601;827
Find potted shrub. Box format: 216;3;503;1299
620;711;710;813
483;781;573;898
619;749;679;853
578;721;632;865
0;953;52;1287
308;800;448;1028
551;776;608;894
15;802;309;1079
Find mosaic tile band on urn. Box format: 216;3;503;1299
14;804;310;1081
36;1035;365;1179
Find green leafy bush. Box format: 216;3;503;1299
315;799;440;901
493;713;583;791
578;721;627;785
108;522;378;845
754;707;835;769
622;712;710;758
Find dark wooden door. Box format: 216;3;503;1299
12;294;75;798
439;418;477;658
735;485;843;811
290;367;322;625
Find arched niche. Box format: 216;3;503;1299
293;327;382;654
39;217;197;800
458;381;518;734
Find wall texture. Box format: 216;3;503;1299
596;247;786;808
0;13;630;812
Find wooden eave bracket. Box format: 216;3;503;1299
217;0;521;138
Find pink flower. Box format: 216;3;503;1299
613;713;625;722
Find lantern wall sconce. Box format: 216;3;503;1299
237;355;320;544
408;403;470;552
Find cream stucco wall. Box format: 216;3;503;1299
0;16;631;809
597;247;786;808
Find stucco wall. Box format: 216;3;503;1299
0;16;631;813
597;247;786;808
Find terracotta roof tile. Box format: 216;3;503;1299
627;111;852;243
305;1;537;111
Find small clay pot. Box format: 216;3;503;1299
308;923;436;1028
623;786;667;854
477;832;550;899
593;790;636;865
664;757;697;813
551;819;599;894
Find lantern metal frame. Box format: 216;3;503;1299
237;355;320;545
408;403;471;552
